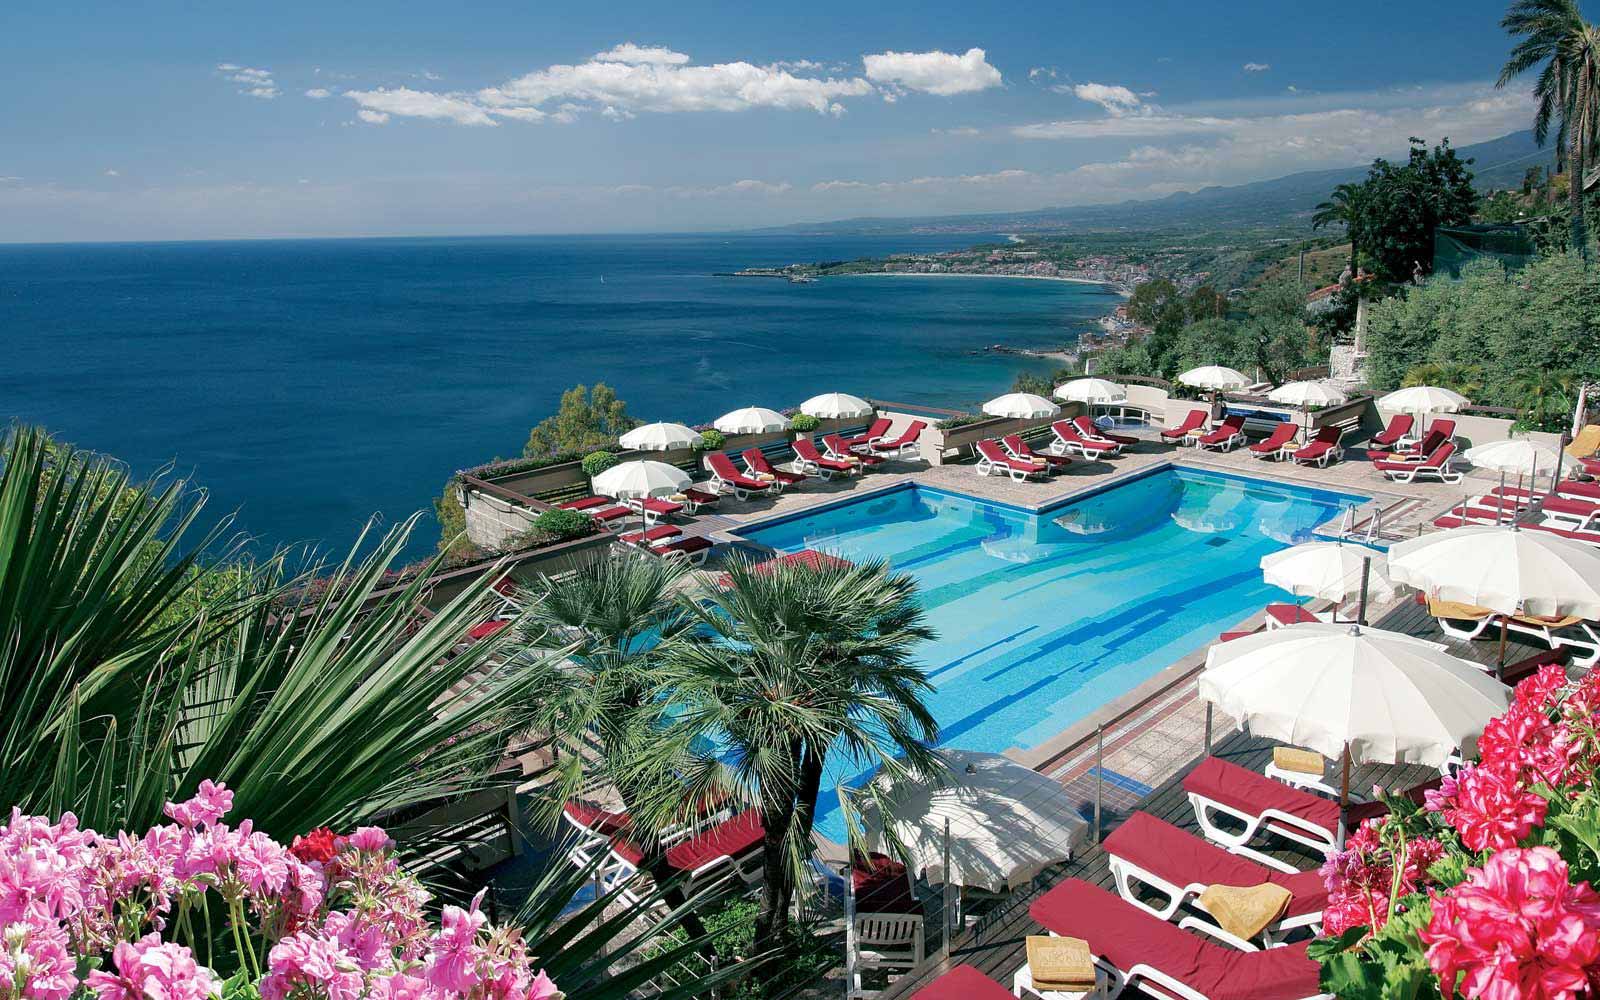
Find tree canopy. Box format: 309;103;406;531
523;382;638;458
1342;138;1479;281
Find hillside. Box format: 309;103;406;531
768;130;1548;237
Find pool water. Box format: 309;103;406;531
738;466;1367;841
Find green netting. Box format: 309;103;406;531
1432;223;1538;278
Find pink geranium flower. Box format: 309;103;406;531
85;934;219;1000
1442;761;1549;852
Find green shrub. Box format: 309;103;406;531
581;450;620;478
644;897;835;1000
789;413;820;432
531;506;595;541
697;429;726;451
936;414;988;430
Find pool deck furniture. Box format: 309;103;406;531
1071;415;1138;448
619;524;681;547
1527;521;1600;548
1182;756;1340;870
680;487;723;514
842;418;894;450
1102;811;1326;946
1159;409;1209;444
1194;415;1247;452
652;535;715;565
825;433;888;468
1049;421;1123;458
588;504;636;525
1029;879;1328;1000
1423;595;1600;667
976;439;1051;482
1248;423;1298;462
908;966;1014;1000
1538;495;1600;532
559;495;614;511
1366;427;1448;464
1289;426;1342;468
793;437;859;478
1369;413;1414;451
1263;603;1322;629
872;420;927;457
741;448;806;491
1002;434;1073;473
706;451;776;500
1374;442;1461;484
623;496;686;524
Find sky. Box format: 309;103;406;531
0;0;1554;242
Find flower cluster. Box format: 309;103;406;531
1319;815;1445;936
1420;847;1600;1000
0;783;560;1000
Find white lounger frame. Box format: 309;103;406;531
1186;790;1339;872
1379;457;1462;484
1196;428;1246;453
975;449;1048;482
1051;426;1123;458
1041;940;1332;1000
1105;852;1323;949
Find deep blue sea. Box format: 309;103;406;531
0;233;1120;559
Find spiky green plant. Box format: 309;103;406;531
664;555;939;941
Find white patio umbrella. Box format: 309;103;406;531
981;393;1059;420
591;460;692;499
1199;622;1511;836
1269;381;1348;438
619;422;699;451
859;749;1089;893
1054;378;1127;405
713;406;788;435
1178;365;1249;391
1378;385;1471;416
799;392;874;419
1261;541;1395;614
1465;438;1562;522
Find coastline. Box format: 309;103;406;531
836;270;1129;292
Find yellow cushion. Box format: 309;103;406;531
1273;746;1325;776
1197;883;1293;940
1566;425;1600;460
1026;935;1095;991
1428;598;1495;620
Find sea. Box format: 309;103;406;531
0;232;1122;560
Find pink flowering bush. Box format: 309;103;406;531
0;782;561;1000
1312;664;1600;998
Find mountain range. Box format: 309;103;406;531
767;130;1549;236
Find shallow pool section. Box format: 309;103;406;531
738;466;1368;841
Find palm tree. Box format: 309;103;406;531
1402;361;1486;400
0;425;554;838
1499;0;1600;255
1311;182;1366;266
665;555;939;941
1511;369;1578;429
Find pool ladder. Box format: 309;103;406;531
1339;504;1382;544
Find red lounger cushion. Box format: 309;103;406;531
1292;442;1332;460
657;536;713;556
590;506;634;522
561;496;612;511
1104;813;1326;919
562;800;630;835
852;853;921;913
664;809;764;872
622;525;680;544
1029;880;1320;1000
466;620;509;640
684;488;721;504
1182;756;1339;835
1265;604;1318;626
911;966;1014;1000
639;498;685;515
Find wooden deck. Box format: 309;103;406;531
877;598;1547;1000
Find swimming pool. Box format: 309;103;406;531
737;465;1369;841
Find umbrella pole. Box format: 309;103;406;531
1338;743;1350;848
942;818;952;958
1497;470;1507;525
1356;556;1371;626
1497;619;1509;680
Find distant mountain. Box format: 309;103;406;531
765;130;1549;237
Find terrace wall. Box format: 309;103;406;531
1375;405;1563;454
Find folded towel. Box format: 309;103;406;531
1026;935;1095;991
1273;746;1325;776
1197;882;1293;940
1427;598;1496;621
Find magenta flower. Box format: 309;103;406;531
261;931;365;1000
345;826;394;854
162;781;233;831
425;894;490;992
1443;761;1549;853
85;934;219;1000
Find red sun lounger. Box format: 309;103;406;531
792;438;858;478
910;966;1014;1000
1249;423;1299;461
1104;812;1327;944
652;535;714;566
1182;756;1340;867
1291;426;1342;467
1374;442;1461;484
741;448;806;491
871;420;926;457
620;524;681;546
589;504;636;525
1161;408;1209;443
1002;433;1072;472
975;438;1050;481
1367;427;1447;464
823;433;886;467
679;487;722;514
1072;414;1138;447
841;418;893;450
1051;420;1122;458
560;495;614;511
705;451;775;500
1369;413;1414;450
1030;878;1326;1000
1196;414;1248;452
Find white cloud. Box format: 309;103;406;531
0;176;21;183
345;87;504;126
103;169;120;177
304;88;332;99
356;109;391;125
931;125;982;136
1069;82;1145;116
217;63;280;99
862;48;1002;96
1028;66;1058;82
1243;62;1271;72
666;178;793;197
593;43;692;66
815;169;1035;194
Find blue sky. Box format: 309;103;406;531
0;0;1546;241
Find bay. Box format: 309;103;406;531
0;232;1120;558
